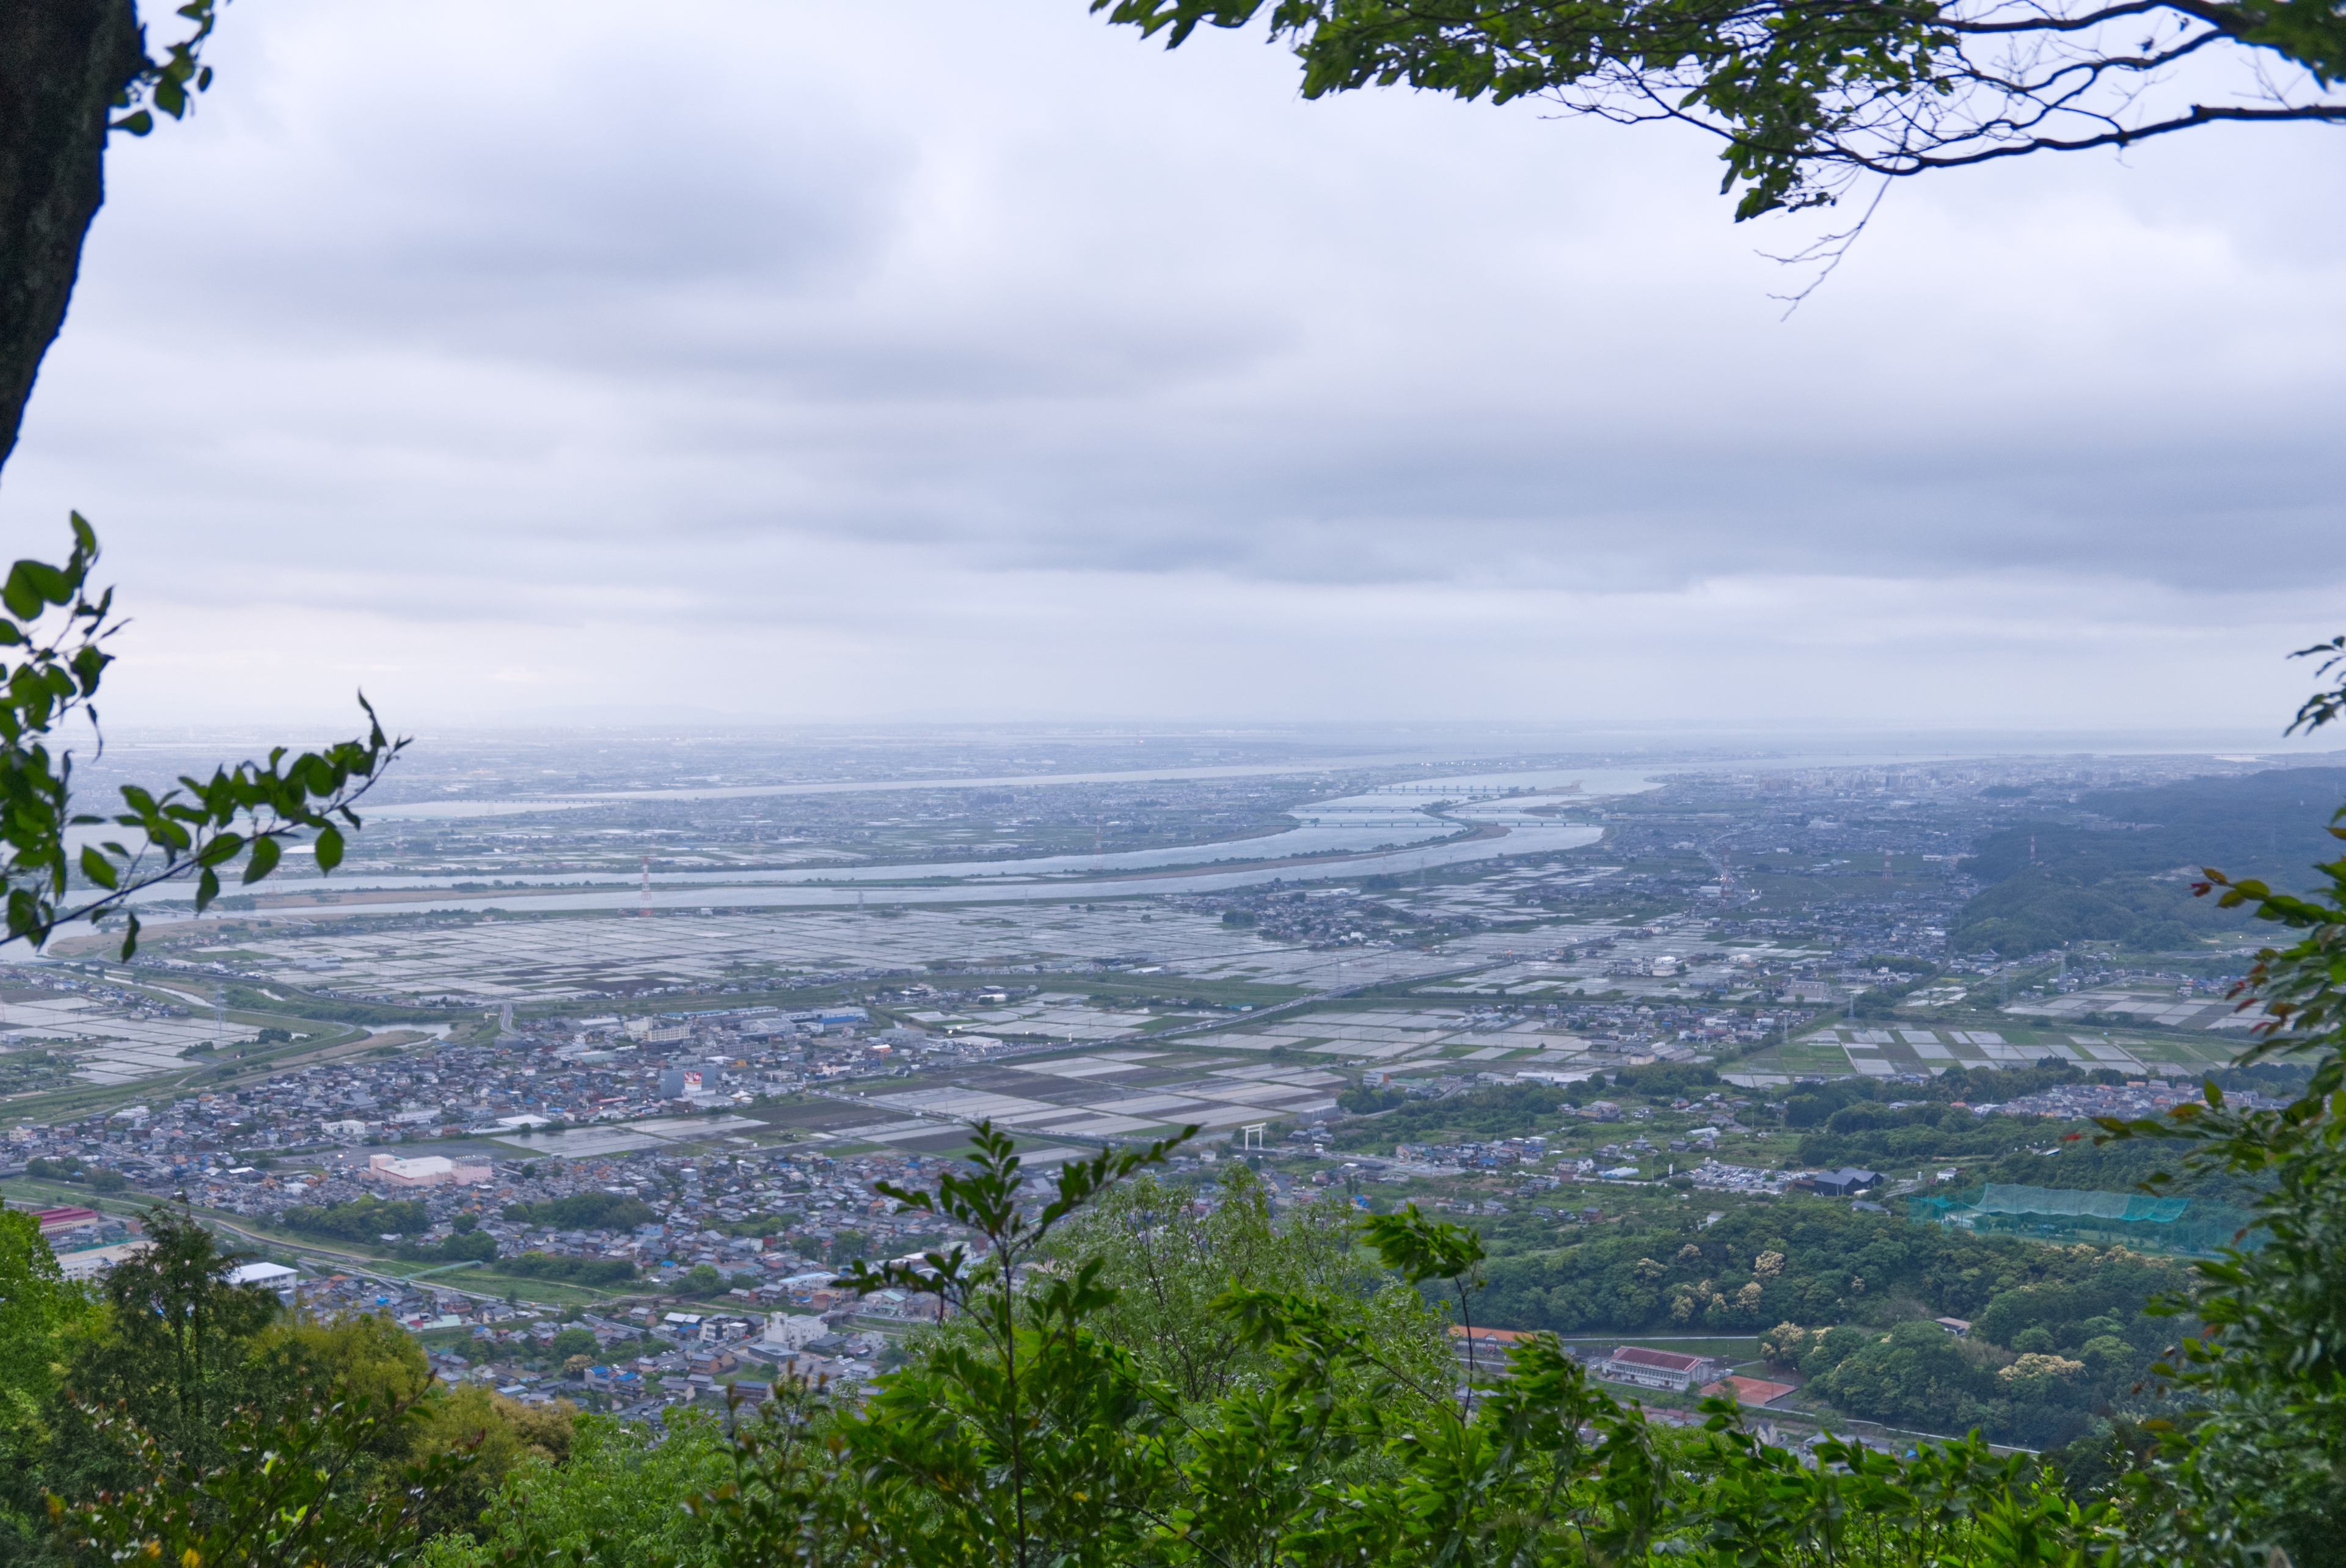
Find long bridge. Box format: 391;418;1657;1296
1361;783;1582;797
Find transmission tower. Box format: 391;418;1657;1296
639;855;652;918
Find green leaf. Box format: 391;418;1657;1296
15;562;71;605
243;834;281;884
314;825;344;873
78;846;119;890
1;568;43;621
1359;1203;1486;1284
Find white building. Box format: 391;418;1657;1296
761;1313;832;1350
367;1153;492;1188
228;1261;300;1291
57;1240;151;1282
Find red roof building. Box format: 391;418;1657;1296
32;1206;101;1234
1595;1344;1732;1392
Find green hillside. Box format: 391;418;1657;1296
1951;768;2346;954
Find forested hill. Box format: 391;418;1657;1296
1473;1197;2192;1449
1951;767;2346;955
1965;768;2346;886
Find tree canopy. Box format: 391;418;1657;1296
1092;0;2346;218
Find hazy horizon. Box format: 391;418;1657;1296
71;717;2346;757
0;1;2336;734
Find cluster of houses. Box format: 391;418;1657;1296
1392;1136;1557;1169
0;1005;908;1195
294;1280;905;1413
10;1103;979;1296
1982;1080;2282;1121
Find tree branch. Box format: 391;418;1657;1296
1849;98;2346;170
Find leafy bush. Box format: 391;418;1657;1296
502;1192;657;1232
281;1195;428;1242
1785;1095;1832;1128
398;1229;497;1264
501;1252;636;1285
1610;1062;1723;1101
547;1327;599;1362
1337;1082;1409;1114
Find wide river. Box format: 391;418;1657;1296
19;746;2094;942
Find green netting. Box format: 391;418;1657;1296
1971;1184;2190;1222
1908;1183;2259;1257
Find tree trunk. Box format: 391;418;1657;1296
0;0;147;478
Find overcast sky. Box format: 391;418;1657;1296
2;1;2340;739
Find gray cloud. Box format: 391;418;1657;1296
0;0;2337;729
